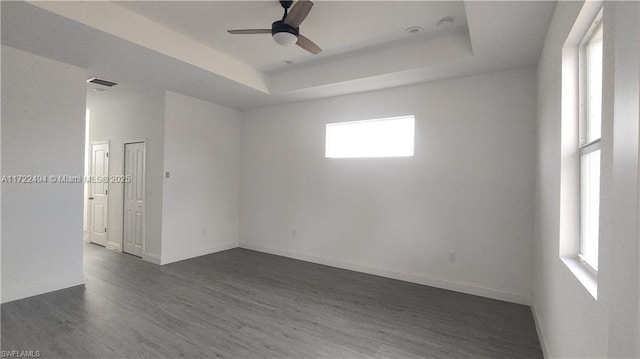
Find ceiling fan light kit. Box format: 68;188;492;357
271;21;298;46
227;0;322;55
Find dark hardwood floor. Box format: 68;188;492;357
1;244;542;358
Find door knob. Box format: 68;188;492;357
88;197;94;200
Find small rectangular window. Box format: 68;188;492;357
578;10;603;271
325;115;415;158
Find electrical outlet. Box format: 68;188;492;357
448;252;456;262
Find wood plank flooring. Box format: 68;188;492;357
1;244;542;358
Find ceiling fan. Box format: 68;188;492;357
227;0;322;55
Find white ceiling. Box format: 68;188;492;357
1;1;556;110
114;1;468;72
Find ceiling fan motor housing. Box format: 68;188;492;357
271;20;299;37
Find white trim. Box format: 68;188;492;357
327;115;415;127
560;0;604;292
561;256;598;299
564;1;604;48
240;243;530;305
579;138;601;154
578;8;604;146
577;253;598;274
105;242;120;251
1;275;85;304
161;241;237;265
531;297;550;359
83;109;91;234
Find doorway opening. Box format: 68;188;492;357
83;82;150;260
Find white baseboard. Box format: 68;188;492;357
105;242;120;251
530;296;550;358
240;243;530;305
142;252;162;265
1;274;85;304
161;241;238;265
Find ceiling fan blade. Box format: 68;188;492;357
227;29;271;34
284;0;313;28
296;34;322;54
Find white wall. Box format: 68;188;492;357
1;46;87;303
161;91;241;265
604;2;640;355
240;68;537;304
87;85;165;262
533;1;640;357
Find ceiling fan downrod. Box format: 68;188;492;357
280;0;293;19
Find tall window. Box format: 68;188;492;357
578;12;603;271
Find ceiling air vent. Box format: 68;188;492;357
87;77;118;87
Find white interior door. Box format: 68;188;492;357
89;142;109;246
123;142;145;257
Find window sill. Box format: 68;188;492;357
561;256;598;299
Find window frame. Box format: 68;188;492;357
578;10;603;147
324;115;416;159
559;0;603;299
577;9;603;274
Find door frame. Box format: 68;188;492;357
88;140;110;246
122;139;147;257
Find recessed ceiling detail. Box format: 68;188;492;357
2;1;556;109
26;0;270;93
116;1;469;72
